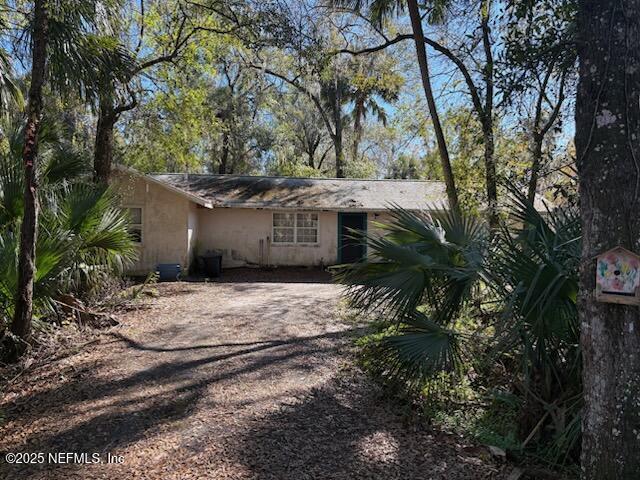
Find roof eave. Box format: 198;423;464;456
113;164;213;209
210;203;435;212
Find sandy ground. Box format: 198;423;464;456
1;270;505;479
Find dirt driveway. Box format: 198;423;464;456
1;271;503;479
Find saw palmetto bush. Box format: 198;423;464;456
338;208;487;379
336;192;581;466
0;116;137;325
488;193;581;464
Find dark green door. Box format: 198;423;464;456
338;212;367;263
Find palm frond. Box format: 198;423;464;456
41;144;90;185
0;148;24;227
19;0;137;102
0;48;23;115
337;206;486;325
0;135;137;315
340;183;582;465
377;309;463;384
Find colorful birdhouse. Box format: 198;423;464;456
596;246;640;305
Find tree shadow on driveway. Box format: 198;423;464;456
229;373;505;480
0;325;363;479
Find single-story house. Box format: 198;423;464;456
113;166;448;275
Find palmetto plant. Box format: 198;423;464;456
337;207;487;377
488;191;581;463
0;115;136;323
2;0;137;359
337;192;582;463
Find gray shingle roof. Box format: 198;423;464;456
149;174;448;211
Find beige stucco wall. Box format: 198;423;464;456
114;172;191;274
196;208;339;267
366;211;393;259
367;212;391;236
187;202;199;267
196;209;395;267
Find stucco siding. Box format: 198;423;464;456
113;169;420;272
196;208;339;267
187;203;199;271
365;211;393;259
114;172;191;274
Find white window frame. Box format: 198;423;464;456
294;212;320;245
124;205;144;244
272;211;320;245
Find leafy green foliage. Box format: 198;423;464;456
487;189;581;465
375;309;463;384
337;206;486;322
17;0;137;102
338;193;582;466
0;116;136;323
0;48;23;114
500;0;577;89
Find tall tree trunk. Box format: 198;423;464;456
480;0;498;228
351;126;362;166
577;1;640;478
94;96;117;183
407;0;460;215
527;67;566;204
482;120;498;228
9;0;48;360
219;129;230;174
333;74;344;178
333;133;344;178
302;126;319;169
351;96;364;164
527;133;544;203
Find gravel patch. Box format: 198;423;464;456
1;271;506;479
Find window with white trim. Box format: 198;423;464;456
125;206;143;243
273;212;319;244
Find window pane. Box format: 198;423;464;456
273;227;294;243
297;228;318;243
128;207;142;224
274;213;295;227
129;227;142;243
296;213;318;228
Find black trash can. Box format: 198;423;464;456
201;252;222;278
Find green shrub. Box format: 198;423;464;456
336;190;582;467
0;116;137;327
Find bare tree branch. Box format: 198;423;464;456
246;62;336;142
336;33;487;121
